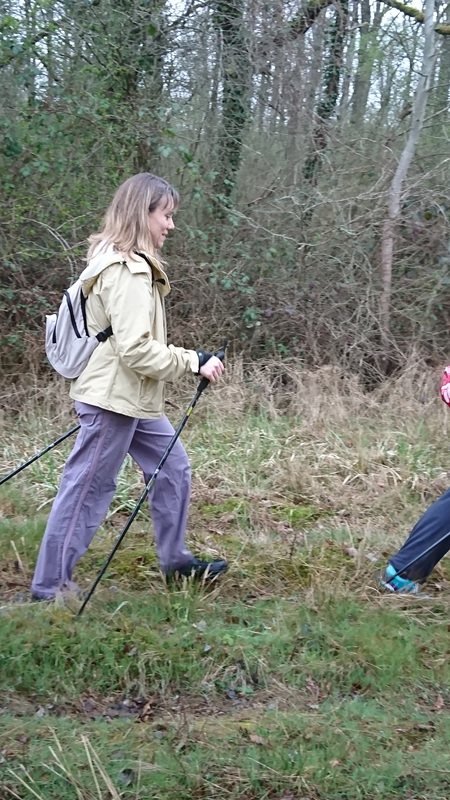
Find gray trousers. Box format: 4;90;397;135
31;402;193;598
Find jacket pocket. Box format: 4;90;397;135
138;375;164;413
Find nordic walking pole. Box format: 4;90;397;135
0;424;81;487
384;529;450;588
77;342;227;617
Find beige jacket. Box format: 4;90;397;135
70;245;199;418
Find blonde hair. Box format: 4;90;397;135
87;173;180;261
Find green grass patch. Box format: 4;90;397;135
2;700;450;799
198;497;252;519
271;502;326;524
1;592;450;704
2;372;450;798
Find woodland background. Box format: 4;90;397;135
2;5;450;794
0;0;449;386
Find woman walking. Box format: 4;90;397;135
31;173;227;600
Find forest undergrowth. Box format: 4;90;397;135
1;359;450;799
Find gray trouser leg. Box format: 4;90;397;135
128;416;193;573
31;403;193;599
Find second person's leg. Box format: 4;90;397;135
389;488;450;582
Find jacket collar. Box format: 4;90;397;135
80;244;170;297
135;252;170;297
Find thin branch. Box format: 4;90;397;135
274;0;333;46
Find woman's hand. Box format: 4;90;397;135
199;355;225;383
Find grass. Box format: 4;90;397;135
2;360;450;798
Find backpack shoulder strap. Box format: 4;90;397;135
96;325;113;342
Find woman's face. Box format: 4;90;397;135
148;201;175;249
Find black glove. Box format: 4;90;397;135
197;349;213;372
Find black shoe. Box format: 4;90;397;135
11;593;50;604
165;557;228;583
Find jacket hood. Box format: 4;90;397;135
79;244;170;297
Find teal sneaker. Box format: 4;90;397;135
379;563;420;594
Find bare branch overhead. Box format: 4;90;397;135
382;0;450;34
272;0;450;47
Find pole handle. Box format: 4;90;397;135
214;339;228;362
197;340;228;393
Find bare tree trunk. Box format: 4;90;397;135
350;0;372;123
213;0;251;209
303;0;349;185
379;0;437;348
339;0;359;122
351;1;385;124
285;37;307;166
377;39;395;127
256;71;270;130
434;2;450;115
24;0;36;107
204;20;222;144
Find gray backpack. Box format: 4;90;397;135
45;279;113;379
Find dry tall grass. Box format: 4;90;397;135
2;357;448;570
